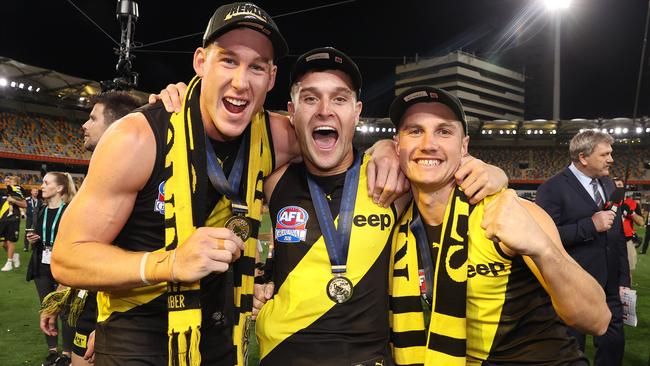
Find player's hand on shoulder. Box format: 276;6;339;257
456;155;508;204
366;140;410;208
148;82;188;113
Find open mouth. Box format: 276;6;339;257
223;97;248;114
415;159;441;167
312;126;338;150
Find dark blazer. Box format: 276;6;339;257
536;166;630;291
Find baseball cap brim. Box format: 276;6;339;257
389;86;467;134
290;47;362;96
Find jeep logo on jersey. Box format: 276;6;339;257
467;261;508;278
154;181;165;215
353;213;392;230
275;206;309;243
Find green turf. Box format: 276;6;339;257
1;219;648;365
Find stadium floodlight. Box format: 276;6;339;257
544;0;572;10
369;126;375;133
636;127;643;133
10;81;16;87
499;130;503;134
0;78;7;87
623;128;628;134
512;130;517;135
27;85;33;91
381;128;386;132
646;128;650;133
488;130;493;135
18;83;24;89
79;97;86;102
361;126;368;133
614;127;621;134
36;87;41;92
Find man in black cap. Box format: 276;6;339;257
251;49;508;366
53;3;290;365
388;86;612;365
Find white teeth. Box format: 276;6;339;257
224;97;247;106
417;159;440;166
314;126;336;132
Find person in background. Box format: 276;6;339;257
1;175;27;271
26;172;77;366
24;188;43;252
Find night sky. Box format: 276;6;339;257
2;0;647;119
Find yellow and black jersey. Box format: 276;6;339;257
95;93;274;365
390;196;586;366
257;156;396;366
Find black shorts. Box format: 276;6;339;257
0;218;20;242
72;292;98;357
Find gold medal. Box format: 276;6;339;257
326;275;353;304
225;215;251;241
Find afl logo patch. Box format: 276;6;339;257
275;206;309;243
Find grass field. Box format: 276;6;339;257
1;220;648;365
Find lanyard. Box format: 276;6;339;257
205;128;250;216
410;206;434;307
42;203;65;246
307;152;361;274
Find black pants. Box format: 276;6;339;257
569;286;625;366
34;263;74;352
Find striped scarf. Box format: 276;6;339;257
165;75;271;365
390;186;471;366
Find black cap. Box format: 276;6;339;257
389;86;467;134
290;47;362;96
203;2;288;59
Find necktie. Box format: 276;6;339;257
591;179;603;209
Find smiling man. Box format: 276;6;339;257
388;86;611;366
53;3;293;365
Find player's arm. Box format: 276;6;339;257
455;155;508;204
51;114;157;290
7;194;26;208
482;190;610;336
52;114;244;291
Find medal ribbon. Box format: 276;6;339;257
410;207;434;308
42;203;65;246
307;152;361;275
205;128;250;216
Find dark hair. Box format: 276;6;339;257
90;91;142;125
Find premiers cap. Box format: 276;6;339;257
389;86;467;134
290;47;362;96
203;2;288;59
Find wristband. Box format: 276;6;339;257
140;252;152;285
143;250;176;284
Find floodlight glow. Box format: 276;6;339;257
27;85;33;91
369;127;375;133
10;81;16;87
356;126;361;131
499;130;504;134
0;78;7;87
614;127;621;134
488;130;493;135
18;83;24;89
527;130;532;135
544;0;572;10
636;127;643;133
512;130;517;135
361;126;368;133
36;87;41;92
482;130;486;134
623;128;628;134
381;128;386;132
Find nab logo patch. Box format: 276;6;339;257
154;181;165;215
275;206;309;243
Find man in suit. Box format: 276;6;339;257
536;130;630;366
24;188;42;252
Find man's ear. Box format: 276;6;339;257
461;135;470;157
267;64;277;92
193;47;208;77
287;101;296;127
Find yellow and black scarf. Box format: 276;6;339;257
0;185;24;220
165;75;272;365
390;186;471;366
